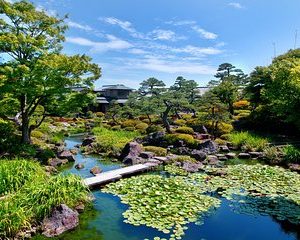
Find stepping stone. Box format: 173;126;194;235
238;153;251;159
225;153;237;159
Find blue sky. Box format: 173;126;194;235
20;0;300;88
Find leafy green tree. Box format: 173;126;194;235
0;0;101;143
209;63;247;115
136;77;198;133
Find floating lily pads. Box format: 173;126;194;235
102;175;221;239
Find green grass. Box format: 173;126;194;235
0;159;90;238
227;131;269;151
283;145;300;164
92;127;140;156
0;160;46;196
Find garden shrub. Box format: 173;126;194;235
174;119;187;126
175;126;195;135
186;118;205;132
31;130;44;139
135;122;149;132
95;112;105;118
143;146;167;156
215;138;227;145
283;145;300;164
263;146;283;165
170;155;197;163
146;125;164;134
0;119;15;151
233;100;250;109
92;127;140;156
121;119;139;128
182;114;193;120
111;125;121;131
218;122;234;135
124;127;135;132
164;133;197;147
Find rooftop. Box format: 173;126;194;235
95;84;134;91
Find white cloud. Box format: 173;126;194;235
66;35;133;53
228;2;245;9
101;17;146;39
150;29;177;41
191;26;218;40
173;45;222;56
165;20;196;26
36;5;57;16
128;48;148;54
67;20;93;31
126;57;215;75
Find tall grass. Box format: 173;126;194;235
0;160;90;238
227;131;269;151
0;160;46;196
283;145;300;164
92;127;140;155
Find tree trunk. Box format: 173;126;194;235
162;106;172;133
21;114;31;144
146;114;152;125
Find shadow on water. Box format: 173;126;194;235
34;136;300;240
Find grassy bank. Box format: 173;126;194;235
89;127;140;156
0;159;90;238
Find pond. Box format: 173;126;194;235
34;137;300;240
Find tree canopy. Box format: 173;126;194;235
0;0;101;143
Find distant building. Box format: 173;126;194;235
94;84;134;112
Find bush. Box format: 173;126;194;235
175;126;194;135
218;122;234;135
215;138;227;145
174;119;187;126
146;125;164;134
228;132;269;151
170;155;197;163
164;133;197;147
111;125;121;131
182;114;193;120
143;146;167;156
233;100;250;109
283;145;300;164
91;127;140;156
0;119;15;151
31;130;44;139
135;122;149;132
95;112;105;118
124;127;135;132
121;119;139;128
263;146;283;165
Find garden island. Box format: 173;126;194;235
0;1;300;240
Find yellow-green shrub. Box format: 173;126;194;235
170;155;197;163
164;133;197;146
111;125;121;131
182;114;193;120
218;122;234;135
31;130;44;139
215;138;227;145
174;119;187;126
146;125;164;134
135;122;149;132
175;126;195;135
233;100;250;109
143;146;167;156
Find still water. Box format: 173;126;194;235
34;137;300;240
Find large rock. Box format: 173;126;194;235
82;136;96;147
142;131;166;146
42;204;79;237
75;163;84;169
198;140;218;153
238;153;251;159
182;161;203;173
48;158;68;167
139;151;155;159
190;150;207;161
90;166;102;175
58;150;76;162
120;141;143;165
225;152;237;159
